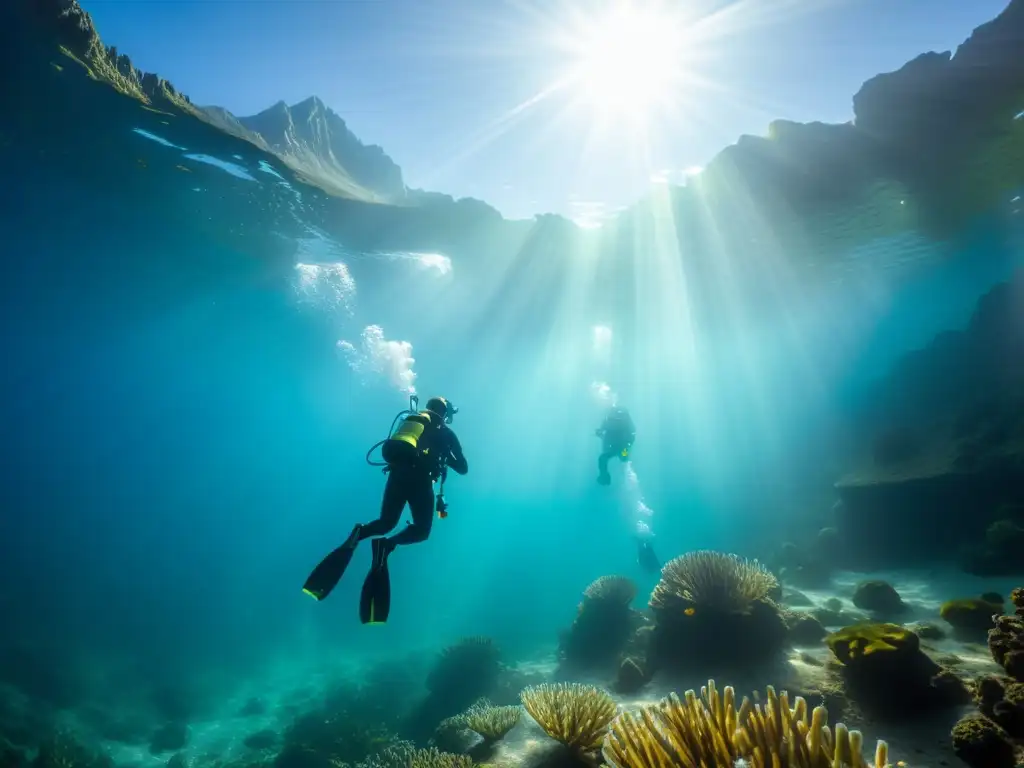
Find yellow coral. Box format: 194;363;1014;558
825;623;918;665
650;551;778;613
463;704;522;742
408;747;473;768
520;683;617;752
603;680;891;768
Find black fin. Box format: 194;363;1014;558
360;539;392;624
303;531;360;601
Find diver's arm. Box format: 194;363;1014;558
446;430;468;475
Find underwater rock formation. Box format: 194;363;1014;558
645;551;788;676
978;675;1024;740
603;679;892;768
950;713;1017;768
963;518;1024;576
940;595;1005;640
989;587;1024;681
835;271;1024;569
852;580;907;616
556;576;645;677
825;623;970;718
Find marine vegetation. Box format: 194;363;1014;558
989;587;1024;681
649;551;778;613
406;637;503;745
407;747;473;768
520;683;617;754
462;703;521;744
645;551;788;675
558;576;643;676
825;623;970;717
602;679;892;768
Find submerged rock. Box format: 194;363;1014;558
852;580;907;615
950;714;1016;768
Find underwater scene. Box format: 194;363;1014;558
3;0;1024;767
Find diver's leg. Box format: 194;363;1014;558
597;451;613;485
386;474;435;547
357;470;407;540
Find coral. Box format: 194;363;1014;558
558;577;642;675
989;587;1024;681
461;704;520;743
276;695;399;768
645;552;788;674
582;576;637;606
826;623;970;717
950;714;1016;768
520;683;617;753
851;581;906;615
650;551;778;613
602;679;891;768
940;597;1004;638
643;551;787;673
407;747;472;768
405;637;503;744
613;658;647;694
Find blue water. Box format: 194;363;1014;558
3;18;1024;766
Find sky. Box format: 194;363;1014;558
83;0;1010;221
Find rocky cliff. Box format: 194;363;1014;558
218;97;405;202
20;0;406;203
833;270;1024;569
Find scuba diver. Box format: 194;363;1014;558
594;405;635;486
302;395;468;623
594;405;660;574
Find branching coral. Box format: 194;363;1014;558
405;748;472;768
582;576;637;606
650;551;778;613
520;683;617;752
462;703;521;743
602;679;891;768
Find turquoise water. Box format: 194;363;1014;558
3;5;1024;766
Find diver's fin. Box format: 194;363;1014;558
597;471;611;486
302;526;361;601
359;539;392;624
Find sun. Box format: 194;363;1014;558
565;4;686;118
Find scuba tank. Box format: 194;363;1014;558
366;394;455;518
381;408;441;466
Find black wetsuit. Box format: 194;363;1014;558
358;425;468;548
596;406;635;484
